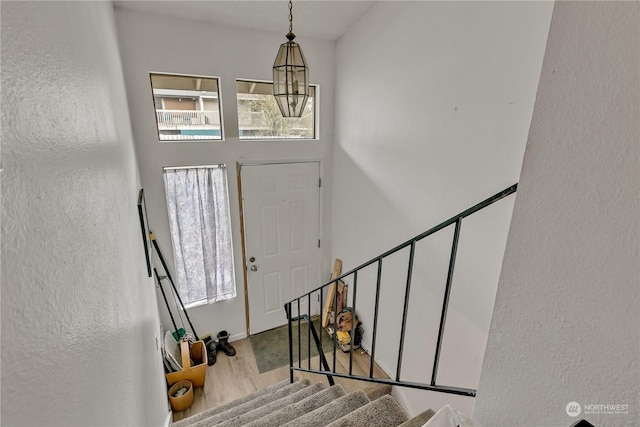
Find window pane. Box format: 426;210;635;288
236;80;316;140
150;73;223;141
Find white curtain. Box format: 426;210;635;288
163;166;236;305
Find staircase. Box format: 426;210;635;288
172;378;429;427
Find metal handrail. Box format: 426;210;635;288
284;184;517;397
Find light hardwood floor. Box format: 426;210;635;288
171;337;390;423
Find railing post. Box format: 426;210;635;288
308;294;311;370
349;271;358;376
286;302;294;384
432;218;462;386
396;241;416;382
370;257;383;378
319;287;324;371
297;299;301;368
333;279;338;373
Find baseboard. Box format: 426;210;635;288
230;331;247;342
164;410;173;427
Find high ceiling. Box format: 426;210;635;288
112;1;377;41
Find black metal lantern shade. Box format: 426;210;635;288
273;33;309;118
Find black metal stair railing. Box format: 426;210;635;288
284;184;517;398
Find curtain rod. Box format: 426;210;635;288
163;164;226;171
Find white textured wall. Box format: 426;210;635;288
1;2;168;426
333;1;552;417
474;2;639;426
114;8;335;340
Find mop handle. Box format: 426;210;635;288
150;232;200;341
154;267;179;335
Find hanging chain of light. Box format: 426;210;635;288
288;0;293;35
272;0;309;118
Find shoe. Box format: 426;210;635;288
201;334;213;346
206;340;217;365
201;335;217;365
216;330;236;356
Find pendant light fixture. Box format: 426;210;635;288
272;0;309;117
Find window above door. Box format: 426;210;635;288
149;74;319;141
236;80;317;140
150;73;223;141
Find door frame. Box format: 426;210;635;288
237;159;325;336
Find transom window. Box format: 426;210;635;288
150;73;223;141
236;80;316;140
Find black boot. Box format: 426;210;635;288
206;340;217;365
202;335;217;365
216;330;236;356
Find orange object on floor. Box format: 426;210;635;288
168;380;193;412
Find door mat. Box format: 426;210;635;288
250;318;335;374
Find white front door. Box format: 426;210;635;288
241;162;321;334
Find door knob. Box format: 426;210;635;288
250;265;258;272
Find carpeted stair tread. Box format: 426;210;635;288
189;379;311;427
397;408;436;427
243;384;346;427
282;390;371;427
326;395;409;427
365;385;392;401
173;379;294;427
214;382;327;427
